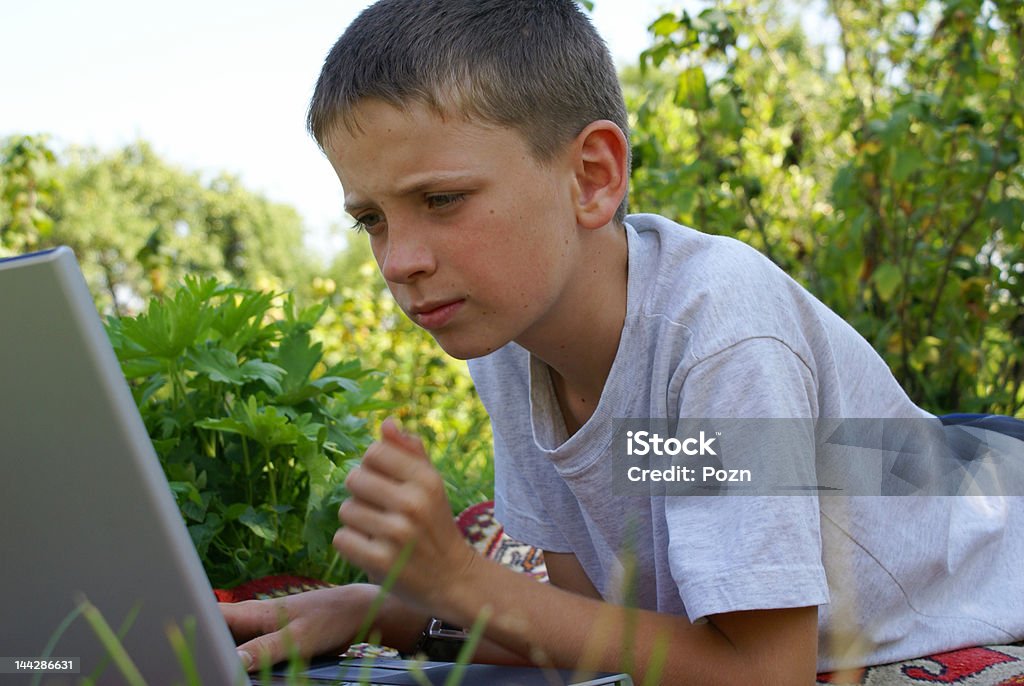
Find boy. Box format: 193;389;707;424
222;1;1024;683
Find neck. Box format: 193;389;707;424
516;222;629;433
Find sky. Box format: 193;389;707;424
1;0;681;259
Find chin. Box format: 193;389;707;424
430;332;509;360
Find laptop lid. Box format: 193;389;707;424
0;247;245;684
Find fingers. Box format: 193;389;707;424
220;600;294;673
358;432;431;485
344;418;445;514
333;419;462;598
344;462;403;510
345;462;444;517
380;417;429;460
339;497;416;541
332;523;409;576
236;631;289;673
219;599;287;642
334;495;414;578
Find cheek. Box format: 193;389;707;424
369;236;400;280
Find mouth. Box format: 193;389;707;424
410;299;465;330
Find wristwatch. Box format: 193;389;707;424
412;617;469;662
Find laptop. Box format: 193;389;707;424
0;247;632;686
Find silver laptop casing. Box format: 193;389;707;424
0;247;246;684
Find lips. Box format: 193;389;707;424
410;299;465;330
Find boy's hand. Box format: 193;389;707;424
334;418;477;612
220;584;375;672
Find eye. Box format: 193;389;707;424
425;192;465;210
350;210;386;235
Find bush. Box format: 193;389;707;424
106;276;385;588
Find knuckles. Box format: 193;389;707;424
395;489;430;520
386;515;416;543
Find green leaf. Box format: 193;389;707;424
640;43;674;70
188;347;246;385
210;289;277;352
187;514;222;557
275;330;322;390
275;375;361;407
239;507;277;542
650;12;680;37
872;264;903;303
675;66;710;111
197;396;300;449
180;489;211;523
892;148;925;182
716;93;743;136
223;502;250;520
120;276;218;360
238;359;286;395
188;347;285;393
985;198;1023;229
168;481;202;507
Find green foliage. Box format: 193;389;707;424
628;0;1024;416
0;136;318;315
106;276;385;587
0;134;60;254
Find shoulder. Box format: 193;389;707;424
624;214;819;365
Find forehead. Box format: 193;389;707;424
323;99;545;203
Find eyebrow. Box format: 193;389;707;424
343;172;480;214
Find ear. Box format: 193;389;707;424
571;120;629;230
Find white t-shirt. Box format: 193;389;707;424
467;214;1024;671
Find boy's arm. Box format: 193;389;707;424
516;549;817;683
337;420;819;684
221;581;527;671
459;554;818;683
544;551;602;598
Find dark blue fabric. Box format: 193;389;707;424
940;413;1024;443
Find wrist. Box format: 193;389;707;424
350;583;431;653
411;617;470;662
430;540;486;622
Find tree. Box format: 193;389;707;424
0;134;60;255
1;136;319;313
627;0;1023;415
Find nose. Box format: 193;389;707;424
378;222;436;284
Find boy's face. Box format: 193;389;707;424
325;99;586;360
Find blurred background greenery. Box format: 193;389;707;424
2;0;1022;583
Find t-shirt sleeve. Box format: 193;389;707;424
666;337;831;622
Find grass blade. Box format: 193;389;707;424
443;605;491;686
31;603;86;686
166;617;200;686
351;540;415;646
77;596;147;686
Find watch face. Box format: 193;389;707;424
428;618;470;640
412;618;469;662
